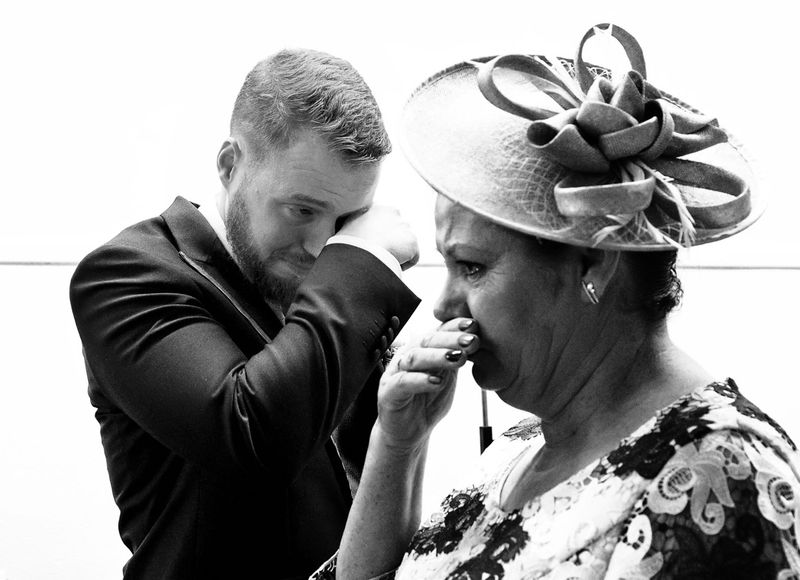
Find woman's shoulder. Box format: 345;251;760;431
595;378;798;482
605;423;800;579
701;378;797;449
600;382;800;578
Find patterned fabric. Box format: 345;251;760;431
311;379;800;579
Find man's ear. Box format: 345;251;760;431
580;248;621;304
217;138;242;189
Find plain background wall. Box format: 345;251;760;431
3;0;799;267
1;1;798;578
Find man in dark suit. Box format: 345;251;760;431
69;49;420;579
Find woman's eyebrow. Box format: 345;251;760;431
440;242;486;258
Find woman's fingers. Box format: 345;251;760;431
419;317;480;351
413;319;479;354
381;369;453;400
377;320;478;445
418;332;480;353
383;347;462;405
395;346;470;374
436;317;478;333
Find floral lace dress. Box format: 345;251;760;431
312;379;800;579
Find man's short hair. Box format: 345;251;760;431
231;48;391;163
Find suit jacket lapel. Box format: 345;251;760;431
161;196;284;341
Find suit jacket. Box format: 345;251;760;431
69;196;419;579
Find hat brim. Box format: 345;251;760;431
401;58;764;251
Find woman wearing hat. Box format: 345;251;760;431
323;24;800;579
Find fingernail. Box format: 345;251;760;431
445;349;463;362
428;374;442;384
458;335;475;347
458;319;474;331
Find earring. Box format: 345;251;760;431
582;280;600;305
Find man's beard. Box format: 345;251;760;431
225;194;313;310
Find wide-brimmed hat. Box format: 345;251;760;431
401;24;763;251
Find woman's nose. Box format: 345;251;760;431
433;283;469;322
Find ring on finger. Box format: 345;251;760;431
396;351;410;371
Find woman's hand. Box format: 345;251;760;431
338;319;479;580
376;317;480;449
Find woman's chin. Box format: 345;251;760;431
470;363;504;392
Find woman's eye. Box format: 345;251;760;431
459;261;484;279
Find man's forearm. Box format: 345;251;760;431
71;242;419;481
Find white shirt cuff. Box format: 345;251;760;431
326;235;403;278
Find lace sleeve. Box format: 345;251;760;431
606;430;800;578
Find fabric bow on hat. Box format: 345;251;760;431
474;24;751;247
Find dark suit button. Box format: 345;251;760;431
390;316;400;330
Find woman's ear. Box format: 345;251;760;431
217;138;242;189
579;248;620;305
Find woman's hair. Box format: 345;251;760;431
625;250;683;321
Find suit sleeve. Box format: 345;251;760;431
69;242;419;482
332;367;381;496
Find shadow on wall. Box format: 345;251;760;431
0;264;797;579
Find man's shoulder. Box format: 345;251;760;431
77;213;173;271
78;197;204;266
70;198;204;292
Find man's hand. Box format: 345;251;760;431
338;205;419;270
